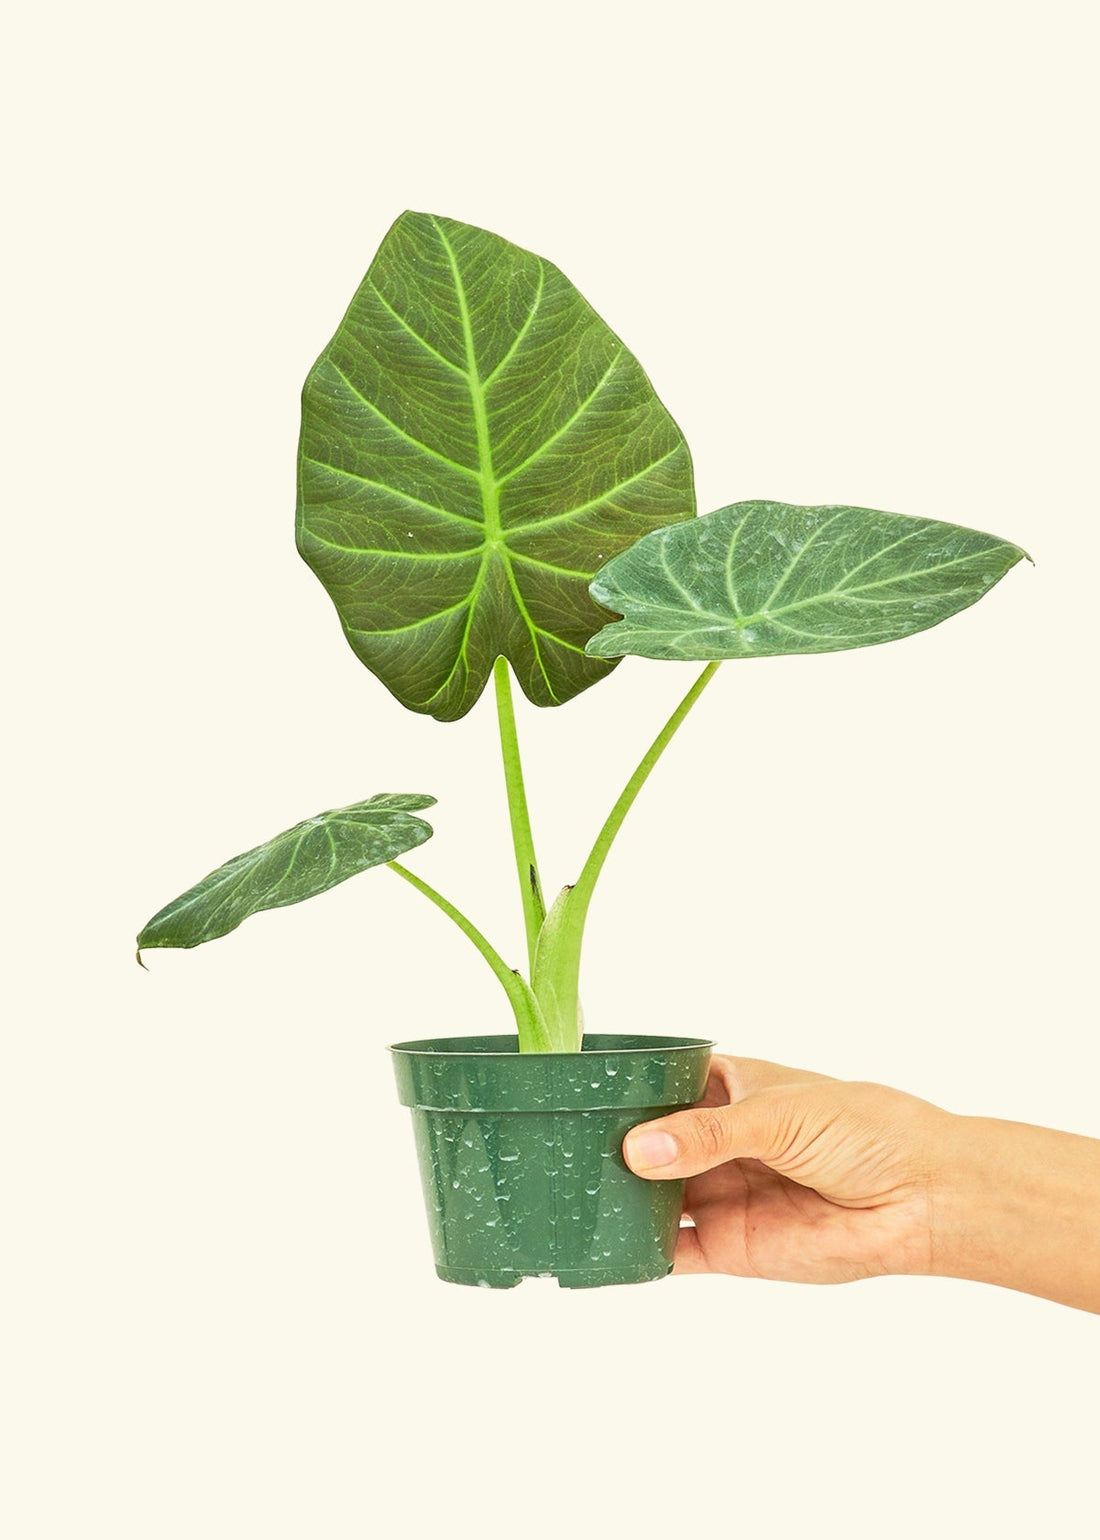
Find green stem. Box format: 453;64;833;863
493;656;545;975
575;661;721;911
534;662;722;1046
387;860;550;1051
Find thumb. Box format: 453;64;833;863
623;1092;794;1179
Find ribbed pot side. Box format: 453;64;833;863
390;1033;714;1289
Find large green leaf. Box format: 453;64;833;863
137;795;435;952
587;501;1028;661
296;211;695;721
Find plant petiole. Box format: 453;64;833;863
493;656;546;975
387;859;551;1051
533;661;722;1047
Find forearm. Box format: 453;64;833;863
932;1114;1100;1314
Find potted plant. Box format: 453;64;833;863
138;210;1028;1289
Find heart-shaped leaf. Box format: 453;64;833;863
296;211;695;721
587;501;1028;661
138;795;435;952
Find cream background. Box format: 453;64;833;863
4;2;1097;1535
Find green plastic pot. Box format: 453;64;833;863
389;1033;713;1289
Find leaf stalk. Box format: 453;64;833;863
532;661;722;1046
387;859;551;1051
493;656;546;974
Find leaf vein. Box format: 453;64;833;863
503;447;683;535
497;351;623;487
301;458;483;529
327;359;480;479
301;531;485;562
365;280;468;378
483;260;546;387
760;508;850;610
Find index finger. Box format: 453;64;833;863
702;1054;834;1107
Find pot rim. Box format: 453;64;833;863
388;1032;716;1057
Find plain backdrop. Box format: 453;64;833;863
3;1;1097;1535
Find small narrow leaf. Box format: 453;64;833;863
297;210;695;721
587;501;1029;661
138;794;435;952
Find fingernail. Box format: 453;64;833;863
625;1130;679;1170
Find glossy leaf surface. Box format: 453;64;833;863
588;501;1028;661
138;795;435;951
297;211;695;721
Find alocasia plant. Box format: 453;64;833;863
139;211;1028;1052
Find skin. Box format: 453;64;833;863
622;1056;1100;1314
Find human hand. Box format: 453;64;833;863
623;1055;949;1284
624;1055;1100;1312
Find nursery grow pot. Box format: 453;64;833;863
390;1033;713;1289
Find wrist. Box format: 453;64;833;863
929;1111;1100;1313
929;1113;1021;1285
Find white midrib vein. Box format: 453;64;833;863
599;543;1002;650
